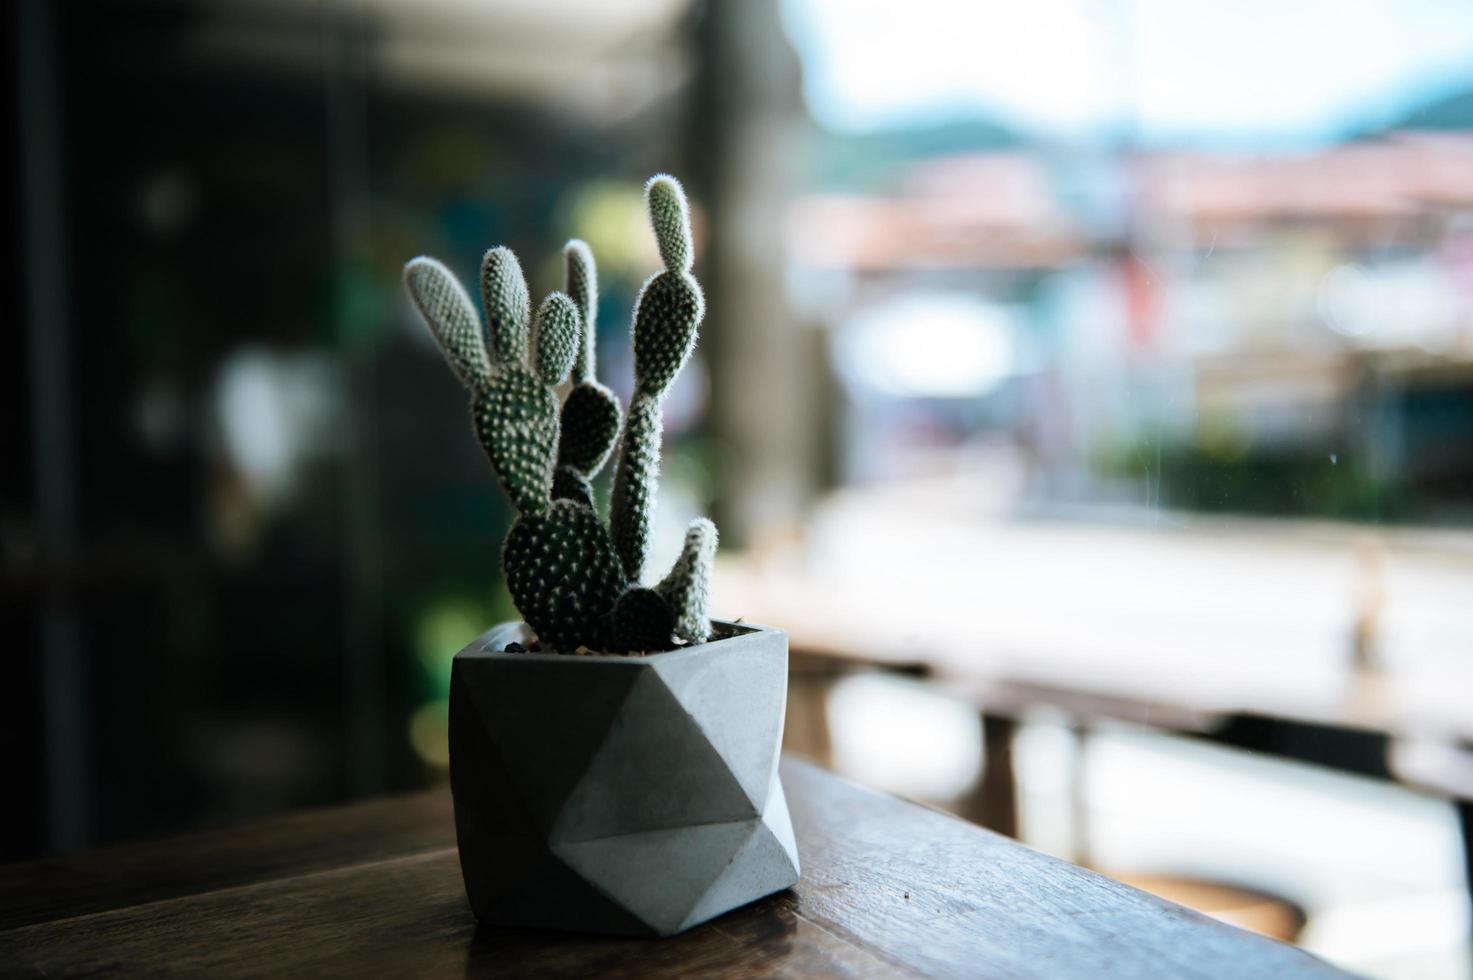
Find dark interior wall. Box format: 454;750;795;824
7;0;691;860
5;0;43;865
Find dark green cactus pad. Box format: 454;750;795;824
403;257;491;389
533;291;579;387
632;271;704;399
563;240;598;383
480;246;530;367
472;365;558;514
551;465;595;510
557;381;622;477
503;500;627;650
609;587;675;653
609;394;662;583
656;517;718;644
646;174;694;274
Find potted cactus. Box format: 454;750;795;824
403;175;799;937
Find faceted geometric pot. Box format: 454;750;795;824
448;619;800;937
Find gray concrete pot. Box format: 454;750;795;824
448;619;800;937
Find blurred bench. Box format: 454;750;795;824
722;489;1473;937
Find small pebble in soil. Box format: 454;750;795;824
504;642;524;653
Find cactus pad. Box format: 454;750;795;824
609;394;662;582
404;257;491;389
610;587;675;652
473;365;559;514
563;240;598;383
557;381;622;476
480;246;531;367
632;271;704;399
503;500;627;650
533;291;579;387
656;518;718;643
646;174;694;274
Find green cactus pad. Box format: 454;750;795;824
656;517;718;644
533;291;579;387
472;365;558;514
631;271;704;399
551;465;595;510
503;500;627;650
645;174;694;274
563;240;598;383
480;246;530;367
609;394;662;582
609;587;675;652
557;381;622;477
403;257;491;389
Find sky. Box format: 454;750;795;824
781;0;1473;145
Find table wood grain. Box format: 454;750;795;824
0;757;1347;979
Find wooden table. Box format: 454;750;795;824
0;757;1344;978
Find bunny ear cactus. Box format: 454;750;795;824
610;175;704;584
481;247;531;367
657;518;718;644
404;258;491;389
557;242;622;478
404;174;719;653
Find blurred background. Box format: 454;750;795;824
6;0;1473;975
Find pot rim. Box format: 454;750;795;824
456;618;785;667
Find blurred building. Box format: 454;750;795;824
791;130;1473;522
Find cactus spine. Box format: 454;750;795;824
404;174;717;653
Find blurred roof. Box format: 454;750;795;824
789;154;1085;271
1141;134;1473;239
790;134;1473;269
